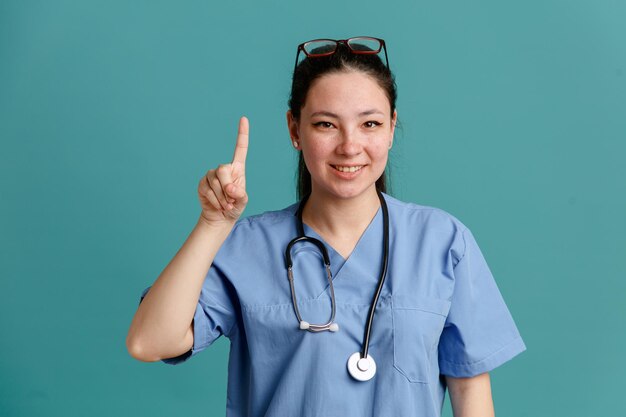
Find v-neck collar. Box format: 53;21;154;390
299;204;383;298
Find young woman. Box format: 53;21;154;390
127;36;526;417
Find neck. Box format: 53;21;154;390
301;186;382;237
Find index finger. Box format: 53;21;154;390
232;116;249;166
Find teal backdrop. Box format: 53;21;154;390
1;1;624;416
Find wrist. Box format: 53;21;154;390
196;214;237;234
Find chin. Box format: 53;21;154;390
325;184;377;200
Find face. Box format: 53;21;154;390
287;70;397;201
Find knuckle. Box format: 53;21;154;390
210;177;221;188
204;173;215;185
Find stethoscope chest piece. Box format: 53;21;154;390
347;352;376;381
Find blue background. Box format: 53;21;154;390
1;1;625;416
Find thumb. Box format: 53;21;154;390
225;182;247;202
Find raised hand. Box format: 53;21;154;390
198;116;249;226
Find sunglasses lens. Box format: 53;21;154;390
303;40;337;56
347;37;382;53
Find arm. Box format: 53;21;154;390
126;116;250;363
446;372;495;417
125;218;234;362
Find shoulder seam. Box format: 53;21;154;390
232;205;297;230
454;227;470;268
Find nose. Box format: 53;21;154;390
336;127;362;156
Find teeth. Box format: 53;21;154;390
333;165;363;173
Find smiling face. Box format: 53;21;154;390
287;70;397;201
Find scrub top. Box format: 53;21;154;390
139;192;526;417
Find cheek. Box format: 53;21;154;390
303;140;334;158
301;144;332;170
370;144;390;161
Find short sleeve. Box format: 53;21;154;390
438;227;527;377
138;264;239;365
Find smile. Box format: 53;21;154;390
331;165;364;173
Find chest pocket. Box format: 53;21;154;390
391;294;450;383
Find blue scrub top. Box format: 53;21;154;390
139;193;526;417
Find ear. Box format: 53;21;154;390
389;109;397;149
286;110;300;148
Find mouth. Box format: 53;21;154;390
331;164;365;173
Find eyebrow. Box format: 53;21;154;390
310;109;384;118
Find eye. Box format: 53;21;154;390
364;121;382;128
313;121;334;129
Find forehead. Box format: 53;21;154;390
302;70;390;116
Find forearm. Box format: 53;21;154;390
446;372;495;417
126;216;234;360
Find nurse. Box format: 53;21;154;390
127;37;526;417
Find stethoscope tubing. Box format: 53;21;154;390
361;190;389;359
287;190;390;360
286;262;337;331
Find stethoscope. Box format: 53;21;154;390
284;189;389;382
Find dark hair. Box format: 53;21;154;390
288;42;399;201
